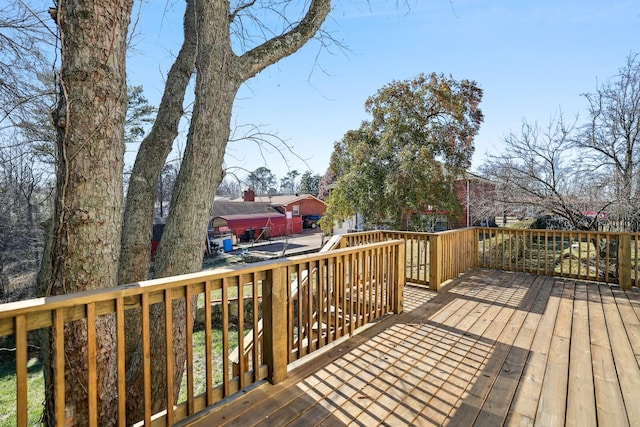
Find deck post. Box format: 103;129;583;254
394;241;405;314
471;227;479;268
618;233;632;290
263;265;289;384
429;234;442;291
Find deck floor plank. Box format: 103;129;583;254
179;270;640;427
566;282;597;427
611;287;640;367
588;284;629;427
535;279;573;426
473;275;551;427
504;276;563;425
444;273;540;427
600;285;640;425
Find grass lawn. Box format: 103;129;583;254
0;325;244;424
0;356;45;426
178;327;240;403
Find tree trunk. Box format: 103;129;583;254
124;1;331;421
42;1;132;425
120;0;197;371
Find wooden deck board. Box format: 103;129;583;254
611;287;640;367
179;269;640;427
535;279;572;426
473;275;550;427
600;285;640;425
566;282;597;427
505;276;562;425
588;283;629;427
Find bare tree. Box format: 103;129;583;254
216;175;243;199
0;2;54;129
0;137;50;295
577;53;640;230
482;114;607;230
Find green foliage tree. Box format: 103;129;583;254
247;166;277;195
280;169;299;194
323;73;483;231
125;84;157;145
299;170;322;196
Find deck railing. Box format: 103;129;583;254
2;225;638;425
342;228;478;290
475;227;638;287
336;227;638;289
0;239;405;426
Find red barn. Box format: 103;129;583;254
209;194;319;241
231;190;326;229
209;212;302;241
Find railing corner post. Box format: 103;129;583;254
263;265;288;384
472;227;479;269
429;234;442;291
619;233;632;290
394;241;405;314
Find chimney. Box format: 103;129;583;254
243;189;255;202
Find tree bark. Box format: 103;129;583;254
42;0;133;425
124;0;331;421
119;0;197;370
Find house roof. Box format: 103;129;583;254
213;212;286;221
461;171;494;184
230;194;326;207
211;200;277;216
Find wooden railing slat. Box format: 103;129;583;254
164;288;174;425
115;299;126;427
252;273;260;382
185;286;194;414
222;278;230;397
53;309;65;426
204;281;213;406
86;303;97;427
15;314;27;427
141;293;151;426
237;276;245;388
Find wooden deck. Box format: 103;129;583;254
180;269;640;426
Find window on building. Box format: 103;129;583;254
292;205;300;216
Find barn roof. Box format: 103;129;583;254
213;212;286;221
211;200;278;216
210;211;288;228
230;194;325;206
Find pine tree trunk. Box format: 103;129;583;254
42;1;132;425
119;0;197;370
123;1;331;421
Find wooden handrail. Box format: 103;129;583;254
0;239;405;426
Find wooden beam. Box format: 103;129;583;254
429;234;442;291
619;233;632;289
263;266;288;384
394;241;405;314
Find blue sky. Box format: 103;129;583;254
127;0;640;180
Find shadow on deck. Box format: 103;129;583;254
179;269;640;426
